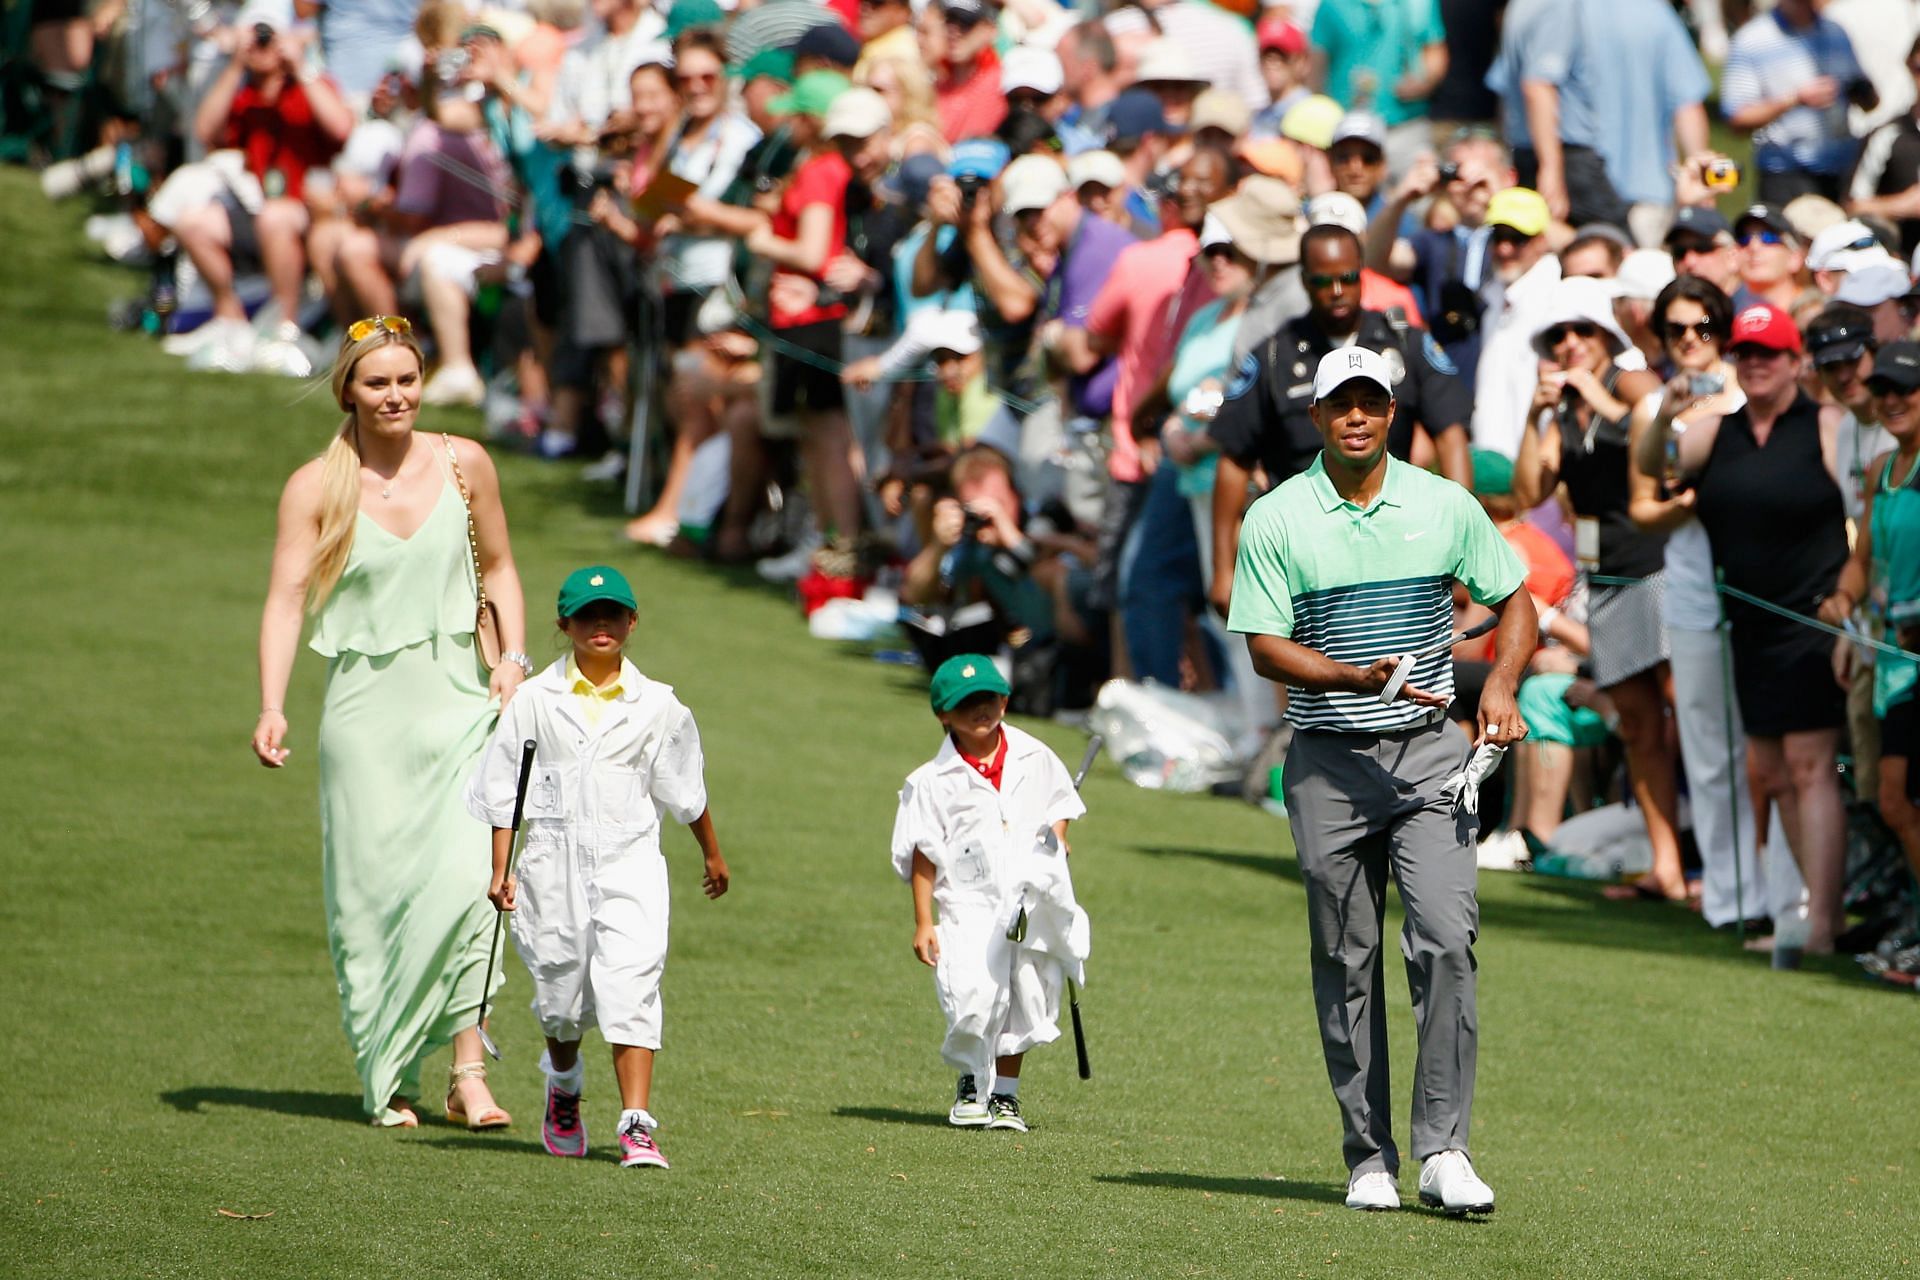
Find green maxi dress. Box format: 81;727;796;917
309;455;501;1124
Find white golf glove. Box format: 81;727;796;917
1439;743;1508;815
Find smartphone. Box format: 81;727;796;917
1687;372;1725;398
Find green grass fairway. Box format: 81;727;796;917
2;168;1915;1279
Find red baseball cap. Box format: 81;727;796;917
1257;16;1306;55
1729;302;1803;353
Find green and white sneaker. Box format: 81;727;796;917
948;1074;990;1127
985;1093;1027;1132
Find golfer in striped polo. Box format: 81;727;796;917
1228;347;1536;1216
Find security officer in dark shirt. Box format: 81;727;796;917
1207;224;1474;616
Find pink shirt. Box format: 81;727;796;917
1085;227;1209;482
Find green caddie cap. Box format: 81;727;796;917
665;0;724;40
1470;448;1514;497
734;47;795;87
768;69;850;119
929;654;1011;711
557;565;638;617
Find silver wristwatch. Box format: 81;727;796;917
499;650;534;678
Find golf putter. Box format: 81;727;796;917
476;739;538;1061
1377;616;1497;704
1066;735;1101;1080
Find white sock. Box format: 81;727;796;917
619;1107;658;1133
994;1076;1019;1098
539;1050;584;1095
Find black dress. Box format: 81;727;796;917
1693;392;1849;736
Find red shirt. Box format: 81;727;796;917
770;150;851;329
956;732;1007;790
223;77;341;202
935;49;1005;144
1480;521;1574;659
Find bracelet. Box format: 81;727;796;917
497;650;533;678
259;706;283;717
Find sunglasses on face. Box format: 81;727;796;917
1203;243;1240;263
1730;344;1790;362
1490;227;1532;249
347;314;412;342
1668;237;1717;260
1868;379;1918;397
1737;228;1785;247
676;70;719;86
1543;321;1601;346
1663;317;1719;343
1306;269;1362;288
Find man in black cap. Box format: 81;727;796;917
1207;223;1474;618
1104;87;1180;239
1732;203;1806;311
1665;206;1742;297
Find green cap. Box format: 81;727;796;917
665;0;724;40
1471;448;1514;498
768;69;850;119
557;565;638;617
929;654;1011;711
734;47;795;87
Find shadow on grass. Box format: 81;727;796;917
831;1106;954;1128
1094;1170;1346;1206
160;1086;366;1124
415;1135;558;1157
1130;844;1303;886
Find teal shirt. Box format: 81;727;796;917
1168;299;1242;501
1872;451;1920;715
1228;453;1525;732
1310;0;1445;128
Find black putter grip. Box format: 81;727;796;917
507;740;537;836
1070;992;1091;1079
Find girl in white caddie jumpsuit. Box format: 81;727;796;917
892;654;1089;1133
466;565;729;1170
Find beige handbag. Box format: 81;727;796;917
444;433;504;670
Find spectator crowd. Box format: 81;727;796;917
18;0;1920;977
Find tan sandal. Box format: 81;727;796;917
446;1062;511;1131
372;1098;419;1129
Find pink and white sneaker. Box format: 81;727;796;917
617;1114;669;1169
542;1083;587;1158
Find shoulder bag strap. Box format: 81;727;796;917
444;433;489;614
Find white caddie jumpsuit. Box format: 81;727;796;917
891;724;1090;1084
465;657;707;1049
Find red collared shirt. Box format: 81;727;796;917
955;731;1008;790
935;49;1006;144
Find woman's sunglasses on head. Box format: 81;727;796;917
347;315;413;343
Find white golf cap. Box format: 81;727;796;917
1835;254;1914;307
1808;218;1880;272
1000;153;1070;214
1066;148;1126;191
922;308;983;356
1001;45;1063;96
1198;210;1232;251
1611;247;1676;302
1312;347;1395;401
235;0;293;31
823;86;892;139
1135;39;1205;87
1305;191;1367;237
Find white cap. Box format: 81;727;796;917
1001;45;1063;96
1000;154;1070;214
823;86;892;139
1611;247;1676;302
1312;347;1395;401
1808;218;1880;272
1304;191;1367;237
1198;211;1232;250
1835;254;1914;306
921;308;983;357
1530;276;1634;359
235;0;294;32
1066;149;1125;191
1135;39;1205;87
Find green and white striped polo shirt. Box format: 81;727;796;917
1227;454;1526;734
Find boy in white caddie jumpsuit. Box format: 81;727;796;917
891;654;1090;1133
467;565;730;1170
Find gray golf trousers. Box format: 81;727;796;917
1283;717;1479;1177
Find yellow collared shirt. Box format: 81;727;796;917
567;656;626;728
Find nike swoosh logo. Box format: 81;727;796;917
1404;531;1428;541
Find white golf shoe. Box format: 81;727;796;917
1418;1150;1495;1215
947;1074;989;1127
1344;1170;1400;1211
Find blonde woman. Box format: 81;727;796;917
253;317;531;1129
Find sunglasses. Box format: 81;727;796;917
1306;270;1362;288
1663;318;1719;343
346;315;412;343
1542;321;1601;346
1203;242;1240;262
1729;343;1791;361
1490;227;1533;248
1736;228;1785;247
676;70;719;85
1668;237;1718;260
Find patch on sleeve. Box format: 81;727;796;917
1421;331;1459;376
1225;350;1262;401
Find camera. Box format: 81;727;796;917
960;509;989;541
251;21;274;47
1437;160;1460;184
1701;157;1739;191
954;172;986;211
433;46;469;85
